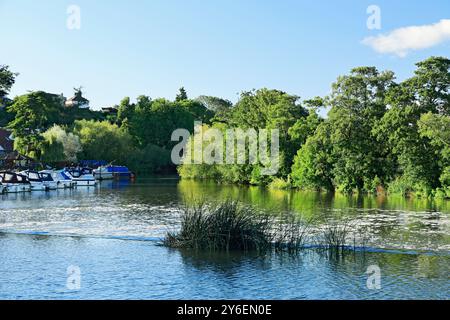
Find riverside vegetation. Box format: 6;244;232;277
0;56;449;198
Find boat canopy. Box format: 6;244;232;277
106;166;130;173
65;167;93;178
0;171;30;184
22;171;43;182
39;172;54;182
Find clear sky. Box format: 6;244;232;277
1;0;449;110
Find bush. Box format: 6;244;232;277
268;177;292;190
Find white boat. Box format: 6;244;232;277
39;171;58;190
41;170;74;189
19;170;47;191
0;171;31;193
93;165;133;180
93;166;114;180
63;167;97;187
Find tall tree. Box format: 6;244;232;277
0;65;17;97
7;91;64;158
375;56;450;192
175;87;188;102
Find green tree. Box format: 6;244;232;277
327;67;395;192
418;112;450;188
196;95;233;122
0;65;17;97
179;89;308;185
7;91;64;158
175;87;188;102
375;56;450;194
291;122;334;190
41;125;82;162
116;97;135;126
73;120;134;164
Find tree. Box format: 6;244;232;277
178;88;309;185
291;123;334;190
0;65;17;127
326;67;395;192
175;87;188;102
41;125;82;162
116;97;135;126
7;91;64;158
0;65;17;97
292;67;395;192
73;120;134;164
418;112;450;188
374;56;450;193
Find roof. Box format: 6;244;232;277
0;128;14;151
1;151;33;161
66;90;89;105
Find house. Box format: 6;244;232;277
101;106;118;115
0;128;14;156
0;128;34;169
65;87;90;109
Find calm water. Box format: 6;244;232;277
0;178;449;299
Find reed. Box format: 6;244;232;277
163;200;369;255
163;200;273;252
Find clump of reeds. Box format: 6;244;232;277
163;200;273;252
163;200;369;256
272;213;311;254
316;217;369;254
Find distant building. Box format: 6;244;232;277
0;128;34;169
101;106;118;115
0;128;14;156
0;96;12;110
65;87;90;109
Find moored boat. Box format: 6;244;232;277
41;170;74;189
39;171;58;190
0;171;31;193
63;167;97;187
19;170;47;191
93;165;132;180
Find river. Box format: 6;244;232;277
0;178;448;299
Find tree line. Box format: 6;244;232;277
179;57;450;199
0;56;449;198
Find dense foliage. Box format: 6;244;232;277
179;57;450;198
1;57;449;197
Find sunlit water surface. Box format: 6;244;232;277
0;179;449;299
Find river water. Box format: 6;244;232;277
0;178;448;299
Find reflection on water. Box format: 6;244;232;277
0;179;449;300
0;234;448;300
1;178;448;251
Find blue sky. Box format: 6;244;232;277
1;0;449;110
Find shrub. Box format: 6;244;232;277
268;177;292;190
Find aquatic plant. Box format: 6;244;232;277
272;213;311;253
163;200;273;252
316;217;370;254
163;200;314;253
164;200;370;255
